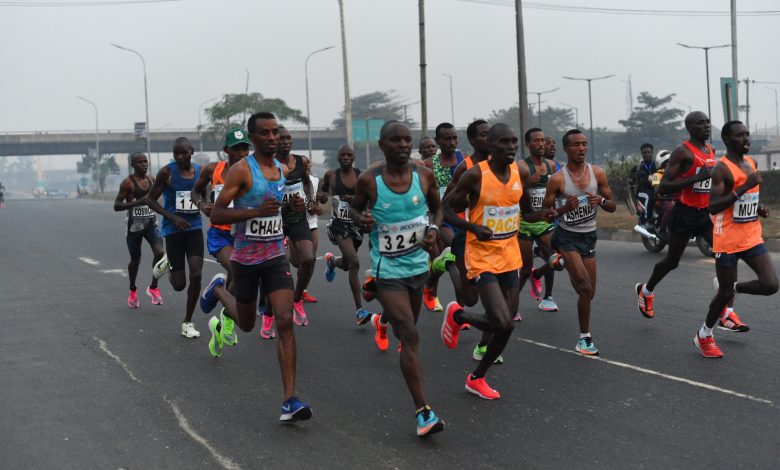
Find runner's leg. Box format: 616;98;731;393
646;229;688;291
334;236;362;310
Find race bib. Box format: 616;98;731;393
211;184;233;208
334;196;351;221
482;204;520;239
132;205;156;219
562;196;596;226
378;215;428;258
282;182;306;205
734;192;759;223
439;186;447;199
175;191;198;213
529;188;546;211
693;168;712;193
244;213;284;242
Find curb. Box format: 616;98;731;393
597;228;780;252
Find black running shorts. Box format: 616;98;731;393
326;219;363;250
552;226;597;258
375;272;429;293
283;218;313;243
164;229;204;272
669;202;712;237
232;256;293;304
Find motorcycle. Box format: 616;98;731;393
633;202;713;257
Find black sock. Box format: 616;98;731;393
470;372;484;380
478;341;488;348
129;286;137;292
453;310;464;325
150;278;158;289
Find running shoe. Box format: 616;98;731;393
423;287;443;312
465;374;500;400
472;344;504;364
208;316;223;358
146;286;164;305
441;302;462;349
693;334;724;358
431;247;455;275
547;253;565;271
356;307;372;326
324;252;336;282
220;308;237;346
302;290;318;303
635;283;655;319
538;296;558;312
293;300;308;326
127;290;139;309
513;310;523;322
372;314;389;352
416;406;445;437
528;268;543;301
181;322;200;338
575;336;599;356
279;396;312;422
152;254;171;279
718;310;750;332
260;313;276;339
200;273;226;314
362;274;377;302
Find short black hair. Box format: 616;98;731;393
640;143;654;151
524;127;543;144
379;120;407;140
248;112;277;134
130;152;147;163
418;136;435;150
173;137;193;152
562;129;584;147
435;122;455;139
721;120;744;141
466;119;488;140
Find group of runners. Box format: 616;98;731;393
113;109;777;437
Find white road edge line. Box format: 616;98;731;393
204;258;219;264
79;257;100;266
518;338;774;407
93;336;241;470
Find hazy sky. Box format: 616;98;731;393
2;0;780;135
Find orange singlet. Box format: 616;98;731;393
465;160;522;279
455;155;477;220
712;156;763;254
679;141;716;209
210;161;232;231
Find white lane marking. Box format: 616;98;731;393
79;257;100;266
204;258;219;264
518;338;774;407
94;337;241;469
99;269;128;278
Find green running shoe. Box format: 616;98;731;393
208;316;223;358
431;247;455;275
220;308;238;346
472;344;504;364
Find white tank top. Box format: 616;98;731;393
558;164;598;233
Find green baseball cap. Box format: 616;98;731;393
224;128;252;148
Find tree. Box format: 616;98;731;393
326;91;407;168
616;92;685;156
487;105;577;142
77;151;119;193
203;93;307;151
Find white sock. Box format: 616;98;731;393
721;307;733;320
642;285;653;296
733;282;739;294
698;324;713;338
579;332;591;339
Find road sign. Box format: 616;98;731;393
721;77;738;123
352;119;384;143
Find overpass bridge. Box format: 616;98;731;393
0;128;351;157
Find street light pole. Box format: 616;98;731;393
419;0;428;136
76;96;99;167
674;101;693;113
401;100;421;123
563;75;614;161
766;87;779;137
515;0;529;158
198;97;218;154
242;69;250;128
528;87;560;127
442;73;454;125
112;43;154;171
676;42;730;125
557;101;579;129
337;0;353;146
305;46;335;159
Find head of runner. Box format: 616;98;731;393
544;136;556;160
249;113;279;158
525;127;545;162
131;152;149;177
337;144;356;171
379;121;414;167
684;111;711;144
419;137;437;160
276;126;293;158
172;138;194;171
223;128;252;166
435;122;457;159
466;120;490;159
563;129;587;165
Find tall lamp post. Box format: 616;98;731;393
198;97;218;154
337;0;353;146
676;42;730;123
76;96;99;167
562;75;614;161
528;87;560;127
305;46;335;159
442;73;455;126
765;87;779;137
111;43;154;170
401;100;421;123
674;100;693;113
557;101;579;129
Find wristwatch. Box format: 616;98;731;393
426;224;440;235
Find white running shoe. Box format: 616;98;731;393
181;322;200;338
153;254;171;279
538;296;558;312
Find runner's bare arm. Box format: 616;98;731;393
145;166;181;224
419;166;443;228
317;170;334;203
190;162;216;216
592;166;616;213
442;166;481;232
349;171;376;232
707;163;733;215
301;156;313;201
113;178;136;211
657;145;707;195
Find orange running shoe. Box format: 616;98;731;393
302;290;318;303
718;310;749;332
423;287;442;312
441;302;462;349
693;334;724;358
372;314;389;352
636;283;655;319
465;374;500;400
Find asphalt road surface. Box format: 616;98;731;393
2;199;779;469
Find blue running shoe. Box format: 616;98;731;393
416;406;445;437
324;252;336;282
575;336;599;356
279;396;312;422
356;307;372;326
200;273;226;314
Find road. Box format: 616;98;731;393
2;198;779;469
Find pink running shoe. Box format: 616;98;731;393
260;314;276;339
127;290;139;309
146;287;164;305
528;268;543;301
293;300;309;326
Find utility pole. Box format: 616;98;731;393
419;0;428;136
242;69;250;128
515;0;528;158
337;0;353;146
731;0;739;112
527;87;560;128
743;77;751;129
442;73;454;126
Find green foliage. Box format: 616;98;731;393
487;105;578;141
615;92;685;155
605;158;639;204
204;93;307;144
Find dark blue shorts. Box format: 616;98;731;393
715;243;768;268
126;223;162;259
207;227;235;257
